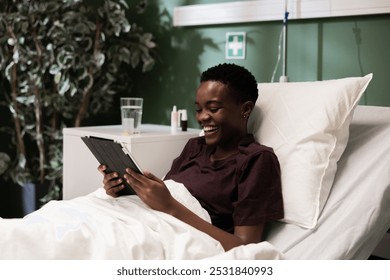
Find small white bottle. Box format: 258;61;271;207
171;105;178;133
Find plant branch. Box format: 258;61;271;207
33;84;45;183
74;20;102;127
31;21;45;183
7;25;26;161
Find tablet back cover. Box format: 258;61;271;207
81;136;142;196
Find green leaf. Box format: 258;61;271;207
58;78;70;95
131;51;140;68
142;58;155;72
54;72;61;84
49;64;61;75
141;33;156;48
16;96;35;105
0;153;11;175
119;47;130;64
18;154;27;169
69;84;78;97
95;52;105;67
5;62;15;81
7;38;16;46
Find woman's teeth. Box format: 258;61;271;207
203;126;219;133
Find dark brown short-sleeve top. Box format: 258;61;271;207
164;134;284;233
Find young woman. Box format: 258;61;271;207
99;63;284;251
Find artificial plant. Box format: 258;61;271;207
0;0;156;204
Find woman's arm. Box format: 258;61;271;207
123;168;264;251
97;164;265;251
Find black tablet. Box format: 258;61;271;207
81;136;143;196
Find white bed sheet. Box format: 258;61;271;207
0;180;283;260
264;105;390;259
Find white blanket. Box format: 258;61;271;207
0;180;283;260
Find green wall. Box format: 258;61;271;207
133;1;390;129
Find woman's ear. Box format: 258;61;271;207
241;101;254;119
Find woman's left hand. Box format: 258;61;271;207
124;168;177;214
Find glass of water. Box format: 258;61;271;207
120;97;143;134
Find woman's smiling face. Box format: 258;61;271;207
195;81;247;148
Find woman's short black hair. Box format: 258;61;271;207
200;63;258;104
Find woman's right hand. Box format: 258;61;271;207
97;164;125;197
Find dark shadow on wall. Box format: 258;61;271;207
83;1;219;128
315;18;367;104
126;2;219;127
317;22;323;81
137;8;219;127
352;21;364;77
352;21;367;104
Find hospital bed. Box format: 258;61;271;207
0;74;389;259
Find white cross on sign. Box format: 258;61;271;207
229;36;243;55
226;32;246;59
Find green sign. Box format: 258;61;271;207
226;32;246;59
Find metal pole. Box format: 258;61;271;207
280;0;289;82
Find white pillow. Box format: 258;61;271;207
248;74;373;229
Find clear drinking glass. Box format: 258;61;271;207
120;97;143;134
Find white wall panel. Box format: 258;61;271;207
173;0;390;26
